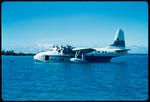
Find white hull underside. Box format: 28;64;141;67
34;55;117;63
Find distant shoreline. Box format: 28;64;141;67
1;54;35;56
1;50;35;56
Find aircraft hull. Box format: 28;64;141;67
34;55;113;63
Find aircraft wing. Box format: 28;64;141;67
72;48;96;53
115;49;130;52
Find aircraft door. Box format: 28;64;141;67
45;55;49;61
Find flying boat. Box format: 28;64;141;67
34;29;130;63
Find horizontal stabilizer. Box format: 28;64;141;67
115;49;130;52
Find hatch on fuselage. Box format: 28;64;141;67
45;55;49;61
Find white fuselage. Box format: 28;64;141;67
34;47;128;63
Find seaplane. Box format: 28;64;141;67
34;29;130;63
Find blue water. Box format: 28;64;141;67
2;54;148;101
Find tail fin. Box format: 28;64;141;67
111;29;125;48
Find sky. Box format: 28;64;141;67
2;1;148;53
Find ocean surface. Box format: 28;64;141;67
2;54;148;101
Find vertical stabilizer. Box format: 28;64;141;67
111;29;125;48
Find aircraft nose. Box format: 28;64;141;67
34;54;39;60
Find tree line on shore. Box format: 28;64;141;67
1;50;35;56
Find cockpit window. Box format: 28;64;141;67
49;48;53;51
